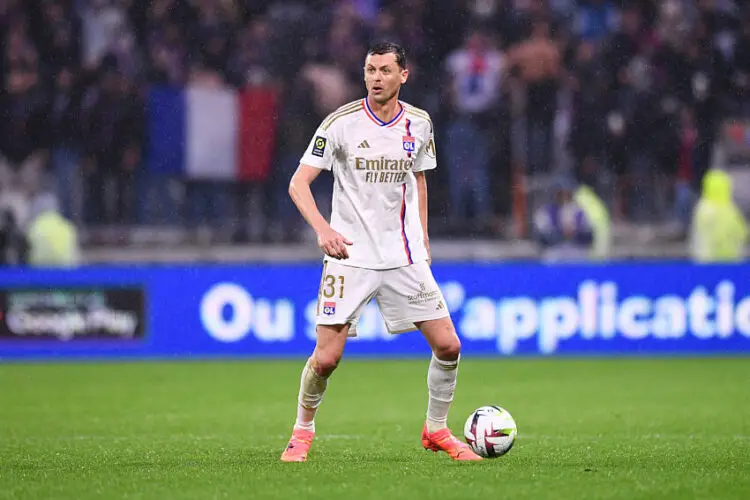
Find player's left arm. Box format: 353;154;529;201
414;171;430;265
412;118;437;265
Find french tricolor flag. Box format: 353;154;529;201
146;85;278;181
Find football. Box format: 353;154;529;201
463;406;517;458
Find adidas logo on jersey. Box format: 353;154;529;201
358;140;370;149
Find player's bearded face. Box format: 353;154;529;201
364;53;408;104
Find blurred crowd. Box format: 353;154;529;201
1;0;750;257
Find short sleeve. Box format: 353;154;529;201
412;119;437;172
300;126;335;171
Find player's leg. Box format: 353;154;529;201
417;316;479;460
376;262;481;461
281;262;377;462
417;316;460;434
280;322;349;463
295;322;350;431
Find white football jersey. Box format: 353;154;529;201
300;98;437;270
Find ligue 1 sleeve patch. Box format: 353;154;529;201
312;136;327;157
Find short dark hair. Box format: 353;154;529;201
367;42;407;69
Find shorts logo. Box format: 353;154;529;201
322;301;336;315
407;282;440;306
312;136;327;157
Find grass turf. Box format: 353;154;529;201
1;358;749;499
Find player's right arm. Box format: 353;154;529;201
289;164;352;260
291;124;353;260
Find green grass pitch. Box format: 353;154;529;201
1;358;749;499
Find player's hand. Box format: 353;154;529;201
317;226;353;260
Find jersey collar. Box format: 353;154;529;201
362;98;405;128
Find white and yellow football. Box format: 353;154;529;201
463;405;517;458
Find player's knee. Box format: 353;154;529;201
434;336;461;361
311;351;342;377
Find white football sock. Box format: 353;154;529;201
426;354;459;434
294;359;328;432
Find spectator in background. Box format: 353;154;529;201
534;177;593;262
348;0;380;24
444;27;504;234
82;61;144;225
507;17;561;175
0;205;28;266
690;168;748;262
36;0;82;72
299;41;357;120
500;0;551;47
613;55;660;221
674;107;698;236
0;0;749;240
371;8;399;46
684;20;728;191
270;77;318;242
731;12;750;116
264;0;323;81
573;159;611;260
652;95;682;222
228;17;274;87
392;0;427;65
145;21;187;85
80;0;128;69
189;0;238;81
567;40;606;167
107;12;141;78
0;21;48;205
574;0;619;44
602;5;652;95
26;192;80;267
49;66;84;224
0;0;22;33
656;0;690;51
548;0;576;26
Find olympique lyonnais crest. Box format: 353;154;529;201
402;136;415;154
322;301;336;316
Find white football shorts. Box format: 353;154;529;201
315;260;449;336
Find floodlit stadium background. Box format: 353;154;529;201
1;2;749;499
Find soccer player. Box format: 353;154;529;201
280;42;481;462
